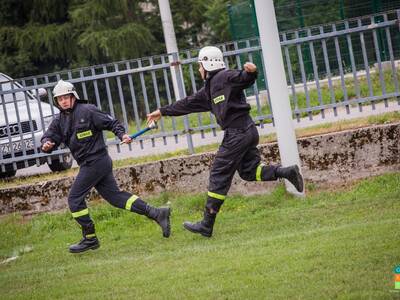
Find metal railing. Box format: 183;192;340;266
280;9;400;120
1;10;399;173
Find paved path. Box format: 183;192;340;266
16;100;400;177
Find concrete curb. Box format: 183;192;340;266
1;123;399;215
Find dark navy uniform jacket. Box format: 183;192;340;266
41;101;125;165
159;68;257;129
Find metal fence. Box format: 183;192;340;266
1;10;400;174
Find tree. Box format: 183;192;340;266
0;0;159;78
204;0;234;44
70;0;156;65
0;0;237;78
146;0;234;51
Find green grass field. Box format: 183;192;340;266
1;173;399;299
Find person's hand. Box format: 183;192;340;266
147;109;162;126
41;141;55;152
121;134;133;144
243;62;257;73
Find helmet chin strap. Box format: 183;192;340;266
199;63;208;80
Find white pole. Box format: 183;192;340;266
253;0;304;196
158;0;180;99
157;0;194;153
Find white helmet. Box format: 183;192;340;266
52;80;80;100
198;46;225;72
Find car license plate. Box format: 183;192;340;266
0;139;35;155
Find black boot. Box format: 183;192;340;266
276;165;304;193
69;224;100;253
145;205;171;238
183;209;216;238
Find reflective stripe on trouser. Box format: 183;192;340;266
255;163;277;181
70;208;95;236
70;207;93;228
206;192;225;213
125;195;139;210
207;191;226;201
72;208;89;218
256;163;266;181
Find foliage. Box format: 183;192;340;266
204;0;234;44
2;0;400;78
0;0;235;78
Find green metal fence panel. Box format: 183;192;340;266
228;0;400;81
228;0;266;91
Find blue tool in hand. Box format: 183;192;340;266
120;121;158;144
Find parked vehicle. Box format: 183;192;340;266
0;73;73;178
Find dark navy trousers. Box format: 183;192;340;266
68;154;141;227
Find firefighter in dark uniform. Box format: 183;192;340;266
147;46;303;238
41;80;171;253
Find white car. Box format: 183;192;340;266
0;73;72;178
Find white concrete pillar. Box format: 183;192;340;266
158;0;180;99
254;0;304;196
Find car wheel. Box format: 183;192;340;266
0;169;17;179
48;153;73;172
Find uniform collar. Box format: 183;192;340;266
205;68;224;82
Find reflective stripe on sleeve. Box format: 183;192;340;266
125;195;139;210
71;208;89;218
207;191;226;201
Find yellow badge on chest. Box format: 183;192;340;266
77;130;93;139
213;95;225;104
